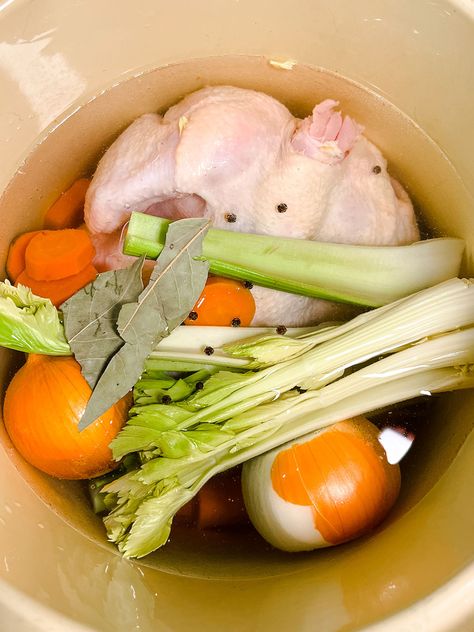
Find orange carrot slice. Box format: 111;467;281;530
16;264;98;307
43;178;91;229
197;470;248;529
6;230;45;283
184;277;256;327
25;229;95;281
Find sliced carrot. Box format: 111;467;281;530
43;178;91;229
25;229;95;281
197;470;248;529
184;276;256;327
6;230;45;283
16;264;98;307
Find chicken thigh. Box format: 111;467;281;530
85;86;419;326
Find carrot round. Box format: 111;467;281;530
197;470;248;529
184;277;256;327
43;178;90;229
6;230;45;282
25;229;95;281
16;264;97;307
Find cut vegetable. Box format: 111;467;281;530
16;264;98;307
43;178;90;229
101;279;474;557
6;230;45;283
242;416;400;551
0;281;70;355
123;212;464;307
25;229;95;281
148;325;313;369
184;277;256;326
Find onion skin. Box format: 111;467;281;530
3;354;130;480
242;416;401;552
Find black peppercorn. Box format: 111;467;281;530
162;395;172;405
372;165;382;174
188;311;198;321
295;386;307;394
276;203;288;213
243;280;254;289
204;346;215;356
276;325;287;335
231;317;241;327
195;381;204;391
224;213;237;223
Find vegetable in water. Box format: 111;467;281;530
11;227;98;307
0;281;70;355
24;228;95;281
76;217;210;430
6;230;45;283
123;211;464;307
43;178;90;229
62;257;145;389
101;279;474;558
3;354;129;479
242;416;400;551
16;264;98;308
184;277;256;327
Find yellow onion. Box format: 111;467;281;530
242;416;400;551
3;354;130;480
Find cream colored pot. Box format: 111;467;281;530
0;1;473;630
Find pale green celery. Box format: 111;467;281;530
157;278;474;428
117;278;474;459
0;282;71;355
143;358;222;373
148;325;315;369
123;211;464;307
104;325;474;557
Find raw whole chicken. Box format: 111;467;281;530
85;86;419;326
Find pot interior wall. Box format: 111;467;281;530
0;55;473;628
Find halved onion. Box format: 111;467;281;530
242;416;401;551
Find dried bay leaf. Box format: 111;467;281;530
79;218;210;429
62;257;144;388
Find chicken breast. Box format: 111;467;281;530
85;86;419;326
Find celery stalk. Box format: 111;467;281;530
123;211;464;307
105;330;474;557
102;279;474;557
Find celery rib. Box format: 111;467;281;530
123;211;464;307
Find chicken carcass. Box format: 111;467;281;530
85;86;419;326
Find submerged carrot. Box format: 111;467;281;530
16;264;97;307
197;470;248;529
184;277;256;327
43;178;90;229
6;230;45;282
25;229;95;281
174;497;199;526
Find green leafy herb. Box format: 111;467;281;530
61;258;144;388
79;218;210;429
0;281;71;355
